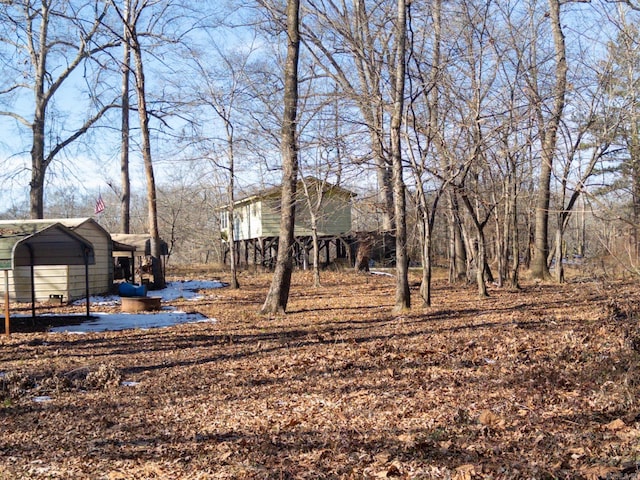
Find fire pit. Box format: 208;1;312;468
120;296;162;313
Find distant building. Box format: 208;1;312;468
219;178;355;267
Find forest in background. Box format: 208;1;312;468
1;0;640;287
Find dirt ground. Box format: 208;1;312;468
1;269;640;479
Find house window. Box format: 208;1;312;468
220;212;228;229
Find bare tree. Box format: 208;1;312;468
298;176;327;287
0;0;119;218
390;0;410;311
261;0;301;315
190;46;257;289
109;0;168;288
529;0;569;279
156;168;222;266
301;0;398;232
120;0;132;234
296;74;351;287
405;0;455;306
599;6;640;259
552;125;614;282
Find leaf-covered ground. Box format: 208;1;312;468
1;270;640;479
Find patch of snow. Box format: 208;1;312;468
33;396;52;403
121;381;139;387
9;280;223;333
73;280;228;306
370;270;394;277
49;311;217;333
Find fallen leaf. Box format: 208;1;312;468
581;465;621;480
454;464;476;480
218;450;232;462
374;452;392;464
479;410;504;429
440;440;452;450
616;428;640;442
569;447;585;459
397;433;415;445
376;460;403;478
604;418;626;431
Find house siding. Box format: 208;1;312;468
220;182;353;242
260;198;282;238
251;201;262;238
293;194;352;237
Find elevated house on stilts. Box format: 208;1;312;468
219;178;356;269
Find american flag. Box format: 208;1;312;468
94;194;105;214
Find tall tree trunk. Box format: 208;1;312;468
391;0;410;312
311;224;321;287
376;158;394;232
460;194;489;298
494;189;505;288
131;32;164;289
226;125;239;289
508;157;520;289
30;103;46;219
477;232;488;297
553;216;565;283
30;3;50;219
120;0;131;233
352;0;394;232
410;0;441;307
530;0;567;279
261;0;300;315
447;192;467;283
227;188;239;289
419;216;432;306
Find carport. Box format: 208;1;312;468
0;222;95;335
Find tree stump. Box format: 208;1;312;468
354;233;373;272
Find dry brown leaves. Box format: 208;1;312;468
1;270;640;479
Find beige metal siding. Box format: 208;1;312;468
68;222;112;297
0;219;113;302
7;266;70;303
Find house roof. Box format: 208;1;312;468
228;177;356;208
0;221;95;270
53;217;111;236
110;234;168;256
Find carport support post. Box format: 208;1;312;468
84;248;90;318
26;244;35;319
4;270;9;336
30;265;35;319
